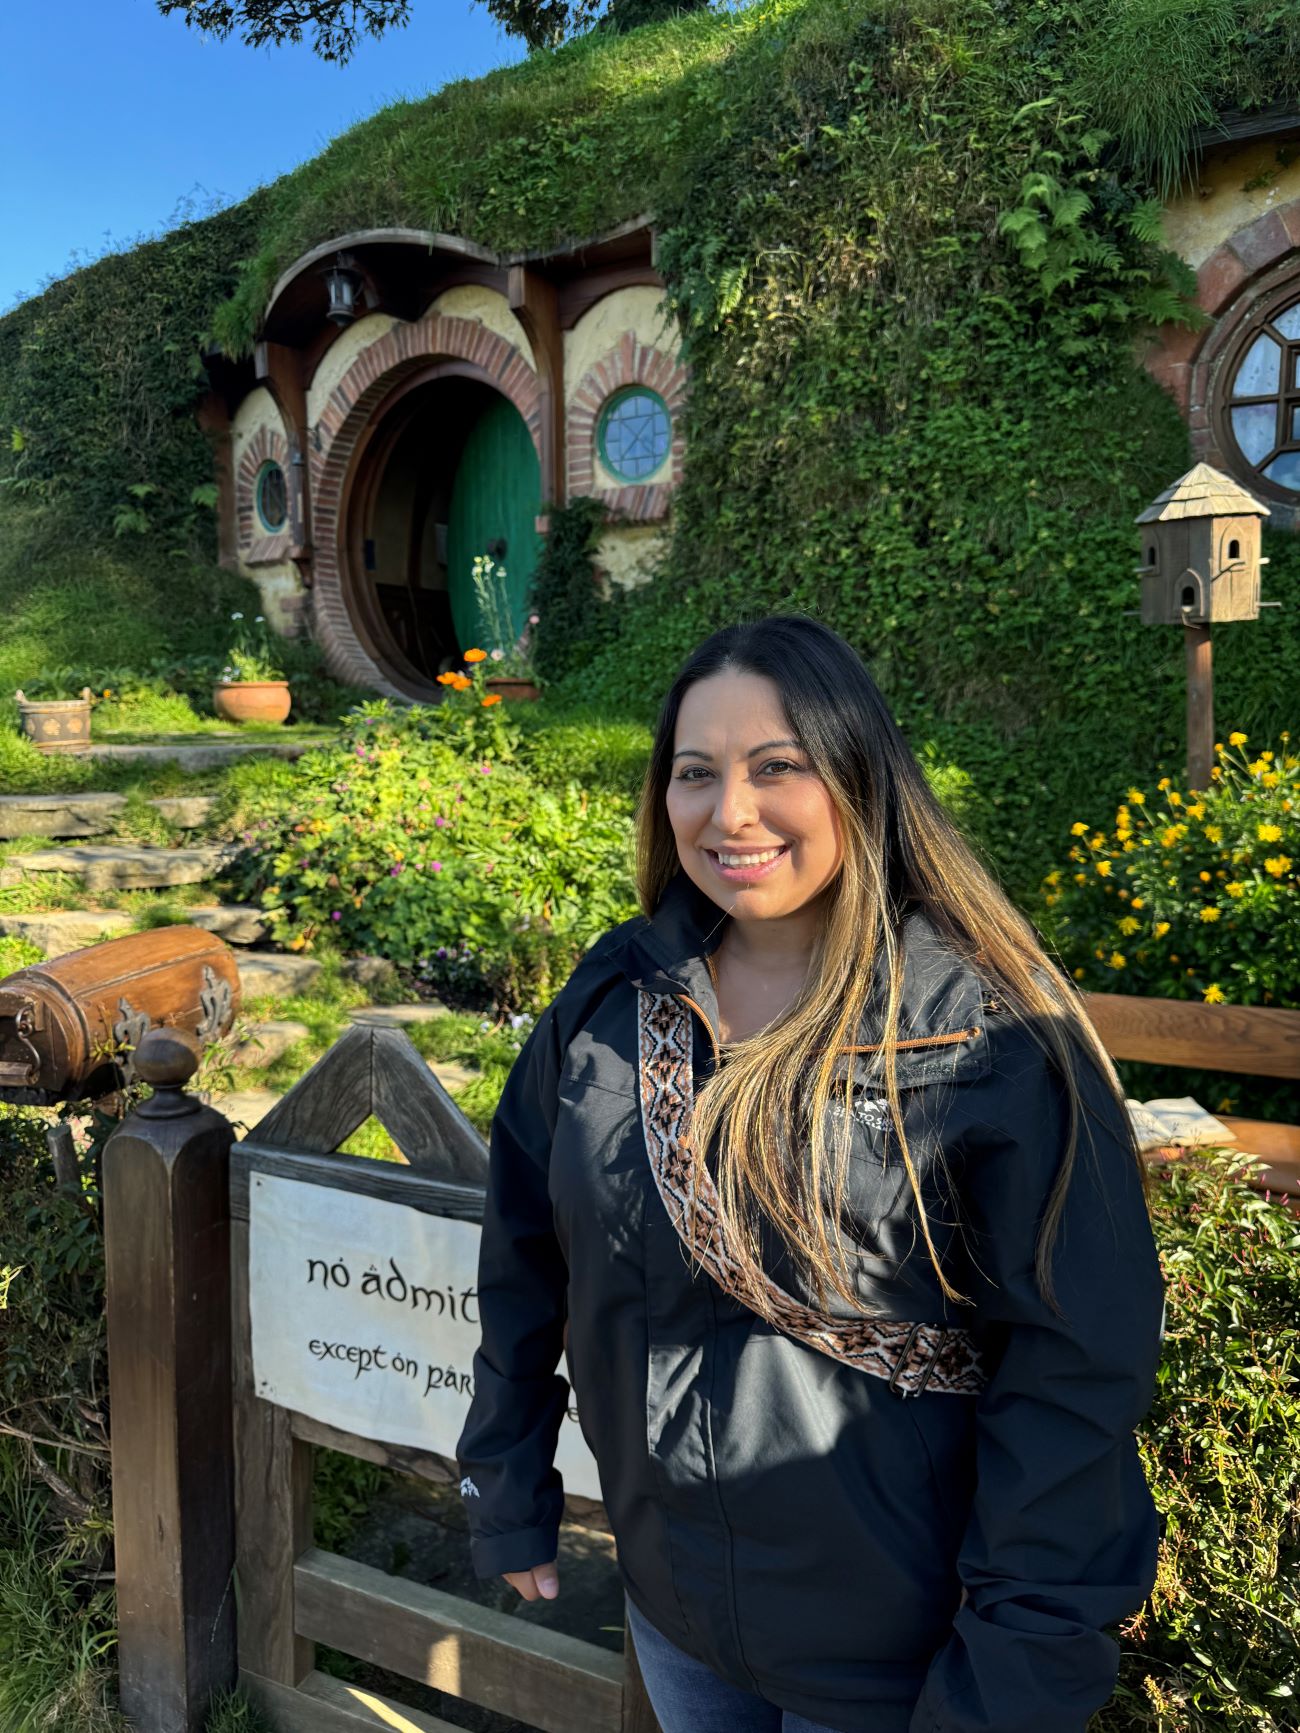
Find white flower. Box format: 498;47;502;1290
490;648;505;662
231;611;244;620
255;614;265;623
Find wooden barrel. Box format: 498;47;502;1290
0;924;241;1102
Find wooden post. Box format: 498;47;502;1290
1185;622;1214;792
104;1027;237;1732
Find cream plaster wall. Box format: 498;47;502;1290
426;285;536;370
247;563;304;634
306;312;400;426
567;286;680;490
1163;140;1300;268
565;286;677;402
231;386;285;479
597;524;666;591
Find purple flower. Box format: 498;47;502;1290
390;864;403;875
479;764;491;775
430;861;443;873
331;910;342;921
436;947;447;959
435;815;447;827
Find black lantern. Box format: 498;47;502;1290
321;255;363;326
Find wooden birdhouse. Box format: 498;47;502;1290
1134;462;1269;626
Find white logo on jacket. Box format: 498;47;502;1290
460;1475;481;1499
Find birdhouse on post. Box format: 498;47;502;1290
1133;463;1271;791
1135;462;1269;626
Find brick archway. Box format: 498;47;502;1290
1144;196;1300;525
237;423;291;565
308;314;541;694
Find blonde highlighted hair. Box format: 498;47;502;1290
636;615;1146;1315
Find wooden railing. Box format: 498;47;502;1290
1082;992;1300;1195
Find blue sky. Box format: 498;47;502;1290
1;1;525;311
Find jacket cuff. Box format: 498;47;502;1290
469;1523;562;1579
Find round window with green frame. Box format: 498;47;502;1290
255;460;288;533
597;388;672;483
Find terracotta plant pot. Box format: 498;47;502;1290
15;689;93;755
212;681;292;725
484;676;540;703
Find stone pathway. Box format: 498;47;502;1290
0;792;217;839
87;734;331;770
0;843;235;891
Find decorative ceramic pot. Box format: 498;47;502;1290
15;689;92;755
484;676;540;703
212;681;292;724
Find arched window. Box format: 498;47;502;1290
1224;298;1300;495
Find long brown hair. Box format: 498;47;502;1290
636;615;1145;1315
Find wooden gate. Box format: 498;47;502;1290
104;1019;658;1733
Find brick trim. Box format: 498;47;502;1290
307;315;542;695
236;424;291;553
567;335;687;521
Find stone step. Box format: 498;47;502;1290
0;908;135;954
227;1019;310;1068
87;735;331;771
427;1057;479;1094
348;1001;449;1026
0;792;218;839
189;904;269;946
0;844;234;892
237;952;323;999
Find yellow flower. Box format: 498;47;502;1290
1203;824;1223;842
1074;872;1087;885
1108;952;1127;970
1160;827;1182;847
1263;772;1281;787
1210;767;1223;780
1158;776;1172;791
1286;756;1299;770
1070;822;1089;836
1260;751;1275;763
1258;823;1283;842
1118;916;1140;935
1126;788;1146;805
1072;967;1085;980
1226;881;1245;898
1229;731;1248;746
1168;791;1182;807
1186;802;1205;820
1200;906;1222;922
1095;860;1113;877
463;648;488;664
1249;758;1268;777
1154;921;1170;937
1203;983;1225;1004
1123;838;1137;851
1131;897;1145;909
1088;832;1106;851
1043;870;1062;886
102;687;113;698
1170;953;1180;962
1264;855;1293;877
1199;871;1211;883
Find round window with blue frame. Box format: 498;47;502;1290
255;460;288;533
598;388;672;483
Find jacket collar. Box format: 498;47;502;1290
615;871;990;1082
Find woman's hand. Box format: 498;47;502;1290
503;1560;560;1601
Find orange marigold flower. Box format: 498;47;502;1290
463;648;488;664
481;694;503;707
436;672;458;685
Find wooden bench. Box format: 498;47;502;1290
1082;993;1300;1198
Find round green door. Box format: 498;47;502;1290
446;395;542;652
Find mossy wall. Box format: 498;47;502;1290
3;0;1300;899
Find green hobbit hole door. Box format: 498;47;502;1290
446;395;542;651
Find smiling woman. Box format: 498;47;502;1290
455;613;1168;1733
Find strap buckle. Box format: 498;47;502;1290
886;1322;946;1399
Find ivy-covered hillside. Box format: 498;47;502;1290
3;0;1300;898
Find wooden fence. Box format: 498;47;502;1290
104;1021;658;1733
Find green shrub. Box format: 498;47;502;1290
1107;1151;1300;1731
223;696;640;1010
1041;733;1299;1007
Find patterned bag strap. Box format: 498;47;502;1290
636;989;985;1398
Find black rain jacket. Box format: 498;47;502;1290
455;873;1166;1733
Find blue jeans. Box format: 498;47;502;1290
625;1595;846;1733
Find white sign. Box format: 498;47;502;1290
249;1171;602;1499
